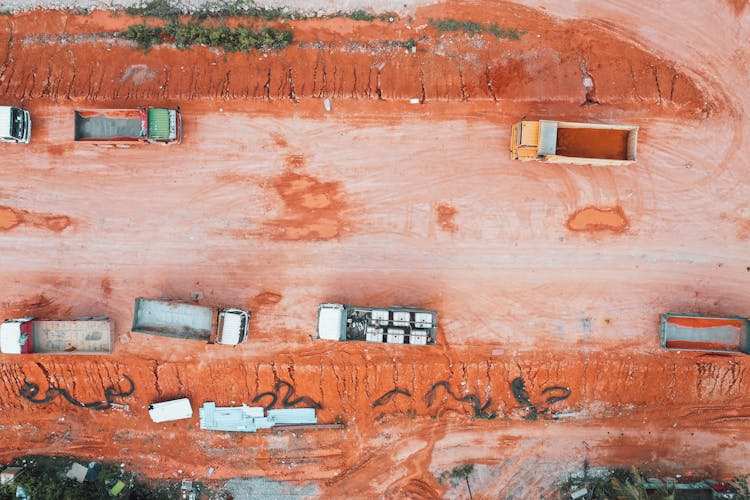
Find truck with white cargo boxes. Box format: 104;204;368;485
317;303;437;345
74;107;182;145
131;298;250;345
660;313;749;354
0;106;31;143
510;119;638;166
0;317;113;354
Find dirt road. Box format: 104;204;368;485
0;0;748;497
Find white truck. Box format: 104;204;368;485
0;317;113;354
317;304;437;345
131;298;251;345
0;106;31;144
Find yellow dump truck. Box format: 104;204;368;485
510;119;638;166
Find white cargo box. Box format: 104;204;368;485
366;326;383;342
387;328;405;344
371;309;389;325
410;329;428;345
393;311;410;326
149;398;193;423
415;312;434;328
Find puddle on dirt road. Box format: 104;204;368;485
436;204;458;233
566;206;629;233
0;206;22;230
0;206;72;232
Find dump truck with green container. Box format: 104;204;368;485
74;107;182;145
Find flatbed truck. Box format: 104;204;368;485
317;303;437;345
0;317;113;354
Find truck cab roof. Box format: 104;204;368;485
0;106;30;143
0;321;24;354
317;303;345;340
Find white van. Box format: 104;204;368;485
148;398;193;423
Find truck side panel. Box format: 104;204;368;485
132;298;215;341
31;320;112;354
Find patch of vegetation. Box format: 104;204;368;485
123;23;164;48
344;9;375;21
428;18;526;39
0;455;181;499
123;20;293;51
450;464;474;481
437;463;475;488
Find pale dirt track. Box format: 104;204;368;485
0;0;749;497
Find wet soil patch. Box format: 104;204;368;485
566;206;629;233
436;204;458;233
264;171;348;241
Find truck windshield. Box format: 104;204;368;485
10;108;23;139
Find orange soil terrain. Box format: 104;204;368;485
0;0;749;497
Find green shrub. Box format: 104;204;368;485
428;18;526;39
123;23;163;48
124;21;292;51
347;9;375;21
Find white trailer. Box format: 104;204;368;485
317;304;437;345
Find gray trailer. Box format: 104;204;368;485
132;298;250;345
0;317;112;354
74;107;182;144
660;313;750;354
317;303;437;345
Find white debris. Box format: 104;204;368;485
571;488;588;499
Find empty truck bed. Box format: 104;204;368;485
555;128;630;160
32;320;112;354
660;314;749;353
74;109;144;141
132;299;214;340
